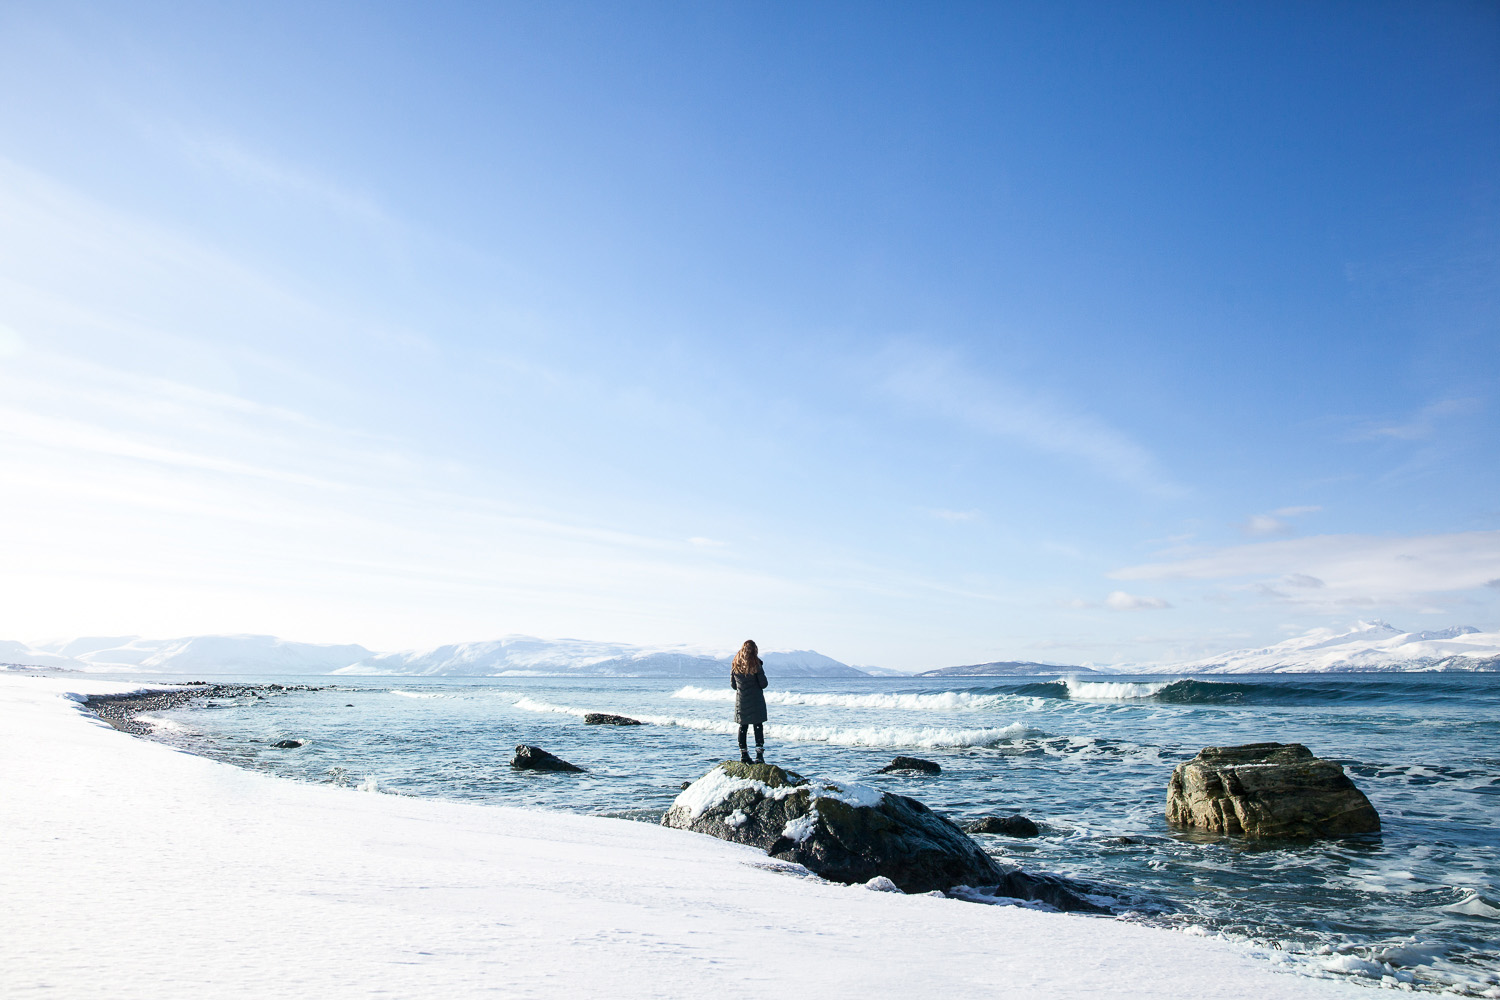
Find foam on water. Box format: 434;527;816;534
672;685;1018;712
514;695;1038;747
1063;679;1171;700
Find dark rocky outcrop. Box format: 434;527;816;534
964;815;1039;838
583;713;642;726
1166;742;1380;839
662;762;1107;911
510;745;585;772
271;739;305;749
878;756;941;775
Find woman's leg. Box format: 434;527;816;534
737;723;748;749
753;724;763;747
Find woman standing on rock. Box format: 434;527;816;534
731;640;769;763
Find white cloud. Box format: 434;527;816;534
928;508;981;522
1240;505;1321;537
688;536;727;549
1112;531;1500;608
872;344;1181;497
1361;399;1479;442
1105;591;1172;611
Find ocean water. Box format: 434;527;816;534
136;672;1500;996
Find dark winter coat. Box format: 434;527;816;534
732;669;768;725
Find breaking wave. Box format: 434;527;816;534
512;696;1039;747
1007;677;1471;705
1013;680;1168;701
671;685;1018;712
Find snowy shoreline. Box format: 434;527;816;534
0;674;1368;999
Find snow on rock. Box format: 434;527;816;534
1164;621;1500;673
666;762;1018;896
0;674;1366;1000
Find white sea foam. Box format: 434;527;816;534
510;696;1037;747
389;689;445;699
512;696;587;717
1063;679;1169;700
671;685;1016;712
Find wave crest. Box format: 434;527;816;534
512;696;1039;747
671;685;1017;712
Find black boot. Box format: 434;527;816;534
755;747;765;764
740;749;752;764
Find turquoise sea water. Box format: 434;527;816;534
137;672;1500;996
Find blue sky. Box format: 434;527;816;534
0;1;1496;668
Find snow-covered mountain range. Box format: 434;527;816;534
5;621;1497;677
1160;621;1500;674
0;633;868;677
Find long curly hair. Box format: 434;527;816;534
731;639;762;675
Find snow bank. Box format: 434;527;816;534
0;674;1366;1000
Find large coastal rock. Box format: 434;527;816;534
663;761;1110;912
662;762;1000;892
1166;742;1380;839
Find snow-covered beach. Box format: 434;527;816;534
0;674;1370;1000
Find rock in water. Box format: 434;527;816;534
271;739;304;749
665;762;1043;896
878;755;941;775
510;745;585;772
964;815;1040;838
583;713;642;726
1166;742;1379;839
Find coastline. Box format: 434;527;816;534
0;674;1368;999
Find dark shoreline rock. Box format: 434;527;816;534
511;745;585;772
878;755;941;775
82;685;326;735
662;761;1111;911
583;713;642;726
1166;742;1380;839
964;815;1040;838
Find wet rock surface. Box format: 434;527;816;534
583;713;642;726
663;761;1110;909
964;815;1040;838
511;744;585;772
83;685;320;736
1166;742;1381;839
878;755;941;775
271;739;305;749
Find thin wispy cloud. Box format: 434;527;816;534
178;131;395;233
928;508;981;522
1359;398;1480;442
871;343;1182;497
1112;531;1500;608
1105;591;1172;611
1240;505;1322;538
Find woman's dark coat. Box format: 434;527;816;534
732;669;768;725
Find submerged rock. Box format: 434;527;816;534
663;761;1103;908
878;755;941;775
271;739;304;749
511;745;585;773
964;815;1039;838
583;713;642;726
1166;742;1380;839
